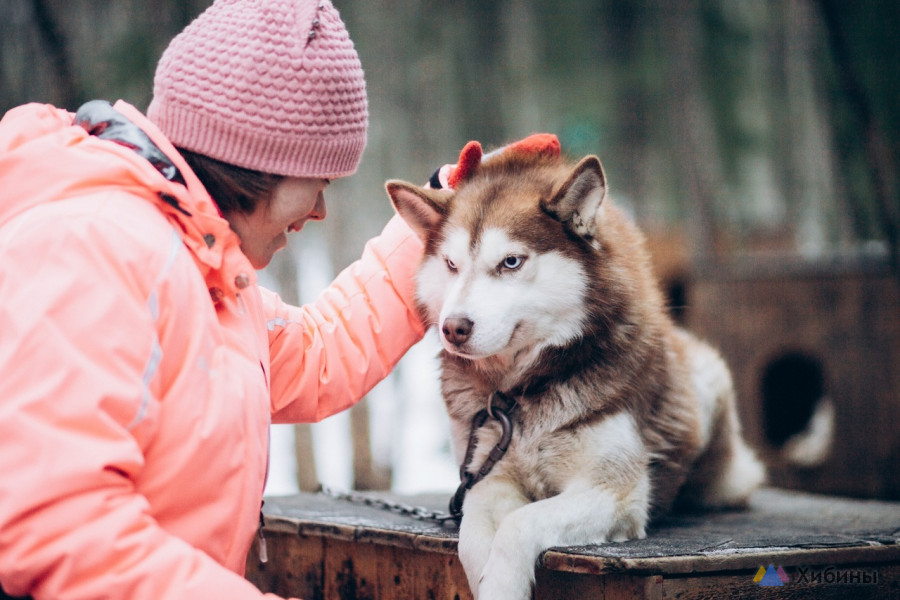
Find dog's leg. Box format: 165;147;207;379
458;477;529;598
475;476;650;600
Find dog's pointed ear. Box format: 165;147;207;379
386;180;453;242
543;156;607;239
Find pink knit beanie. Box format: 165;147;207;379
147;0;368;179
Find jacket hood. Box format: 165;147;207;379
0;100;254;296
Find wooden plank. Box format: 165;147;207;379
247;536;900;600
246;531;325;599
301;538;472;600
248;488;900;598
534;569;604;598
656;563;900;600
534;569;655;599
323;537;380;600
541;544;900;577
260;488;900;573
376;543;471;600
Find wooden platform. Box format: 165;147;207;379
245;487;900;599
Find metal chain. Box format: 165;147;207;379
318;484;459;525
317;392;518;526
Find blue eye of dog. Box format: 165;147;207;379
502;256;524;270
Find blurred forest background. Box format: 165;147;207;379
2;0;898;498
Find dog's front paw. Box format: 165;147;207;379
475;528;537;600
459;520;496;596
459;542;490;597
477;564;534;600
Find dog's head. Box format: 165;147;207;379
387;141;608;367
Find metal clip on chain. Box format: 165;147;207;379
448;393;515;519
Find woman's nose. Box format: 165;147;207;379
310;191;327;221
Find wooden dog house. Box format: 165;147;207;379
684;252;900;500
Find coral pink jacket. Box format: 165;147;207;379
0;101;425;599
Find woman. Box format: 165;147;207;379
0;1;425;598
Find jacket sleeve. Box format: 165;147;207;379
265;213;426;423
0;212;285;599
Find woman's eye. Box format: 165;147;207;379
501;255;525;270
446;257;457;271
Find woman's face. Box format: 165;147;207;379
226;177;329;269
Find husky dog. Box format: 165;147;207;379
386;137;764;600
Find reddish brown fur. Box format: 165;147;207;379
387;146;764;598
436;151;705;513
388;146;762;515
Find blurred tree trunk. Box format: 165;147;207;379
350;400;390;490
454;1;506;143
607;0;651;211
293;424;319;491
659;0;722;260
30;0;84;107
783;0;843;254
817;0;899;272
768;1;796;241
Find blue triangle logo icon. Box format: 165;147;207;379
759;564;785;587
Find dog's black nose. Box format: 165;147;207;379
442;317;473;346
